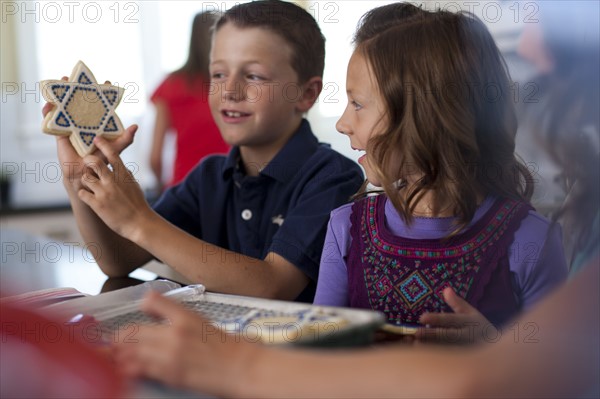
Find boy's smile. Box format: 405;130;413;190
209;23;307;166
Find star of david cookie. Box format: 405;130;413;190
40;61;125;157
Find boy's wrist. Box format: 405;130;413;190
128;209;161;248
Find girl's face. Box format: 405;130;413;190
336;50;387;186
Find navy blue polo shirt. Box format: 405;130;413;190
152;119;364;301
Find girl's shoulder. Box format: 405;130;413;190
330;201;355;223
497;197;555;234
487;196;559;245
516;208;562;247
330;194;385;220
520;208;554;229
328;197;379;239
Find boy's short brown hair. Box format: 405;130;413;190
215;0;325;83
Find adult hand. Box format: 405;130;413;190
113;292;257;395
416;287;497;344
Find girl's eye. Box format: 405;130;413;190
351;100;363;111
211;72;225;80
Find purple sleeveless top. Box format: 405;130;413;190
347;195;533;326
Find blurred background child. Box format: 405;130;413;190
150;11;229;191
517;1;599;273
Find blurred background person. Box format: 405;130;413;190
517;0;599;273
150;11;229;191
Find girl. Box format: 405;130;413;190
313;7;567;327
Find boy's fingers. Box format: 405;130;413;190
42;102;54;117
81;169;98;188
93;136;128;173
103;124;138;155
121;124;138;147
77;188;95;206
83;154;112;180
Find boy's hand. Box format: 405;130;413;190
415;287;497;344
113;292;256;395
41;78;137;191
77;136;149;242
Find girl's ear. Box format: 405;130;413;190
296;77;323;113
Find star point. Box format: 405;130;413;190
40;61;125;157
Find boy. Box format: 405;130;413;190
47;0;363;302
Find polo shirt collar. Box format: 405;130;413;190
221;119;319;182
222;146;241;180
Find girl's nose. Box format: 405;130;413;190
336;113;350;136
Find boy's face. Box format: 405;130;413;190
336;50;387;187
209;23;304;149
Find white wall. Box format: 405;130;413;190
1;1;554;208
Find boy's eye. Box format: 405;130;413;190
247;74;265;81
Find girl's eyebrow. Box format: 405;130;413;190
347;88;368;99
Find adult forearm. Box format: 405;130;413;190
469;259;600;398
231;345;472;399
232;262;599;398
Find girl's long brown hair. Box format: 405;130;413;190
358;11;533;228
174;11;220;84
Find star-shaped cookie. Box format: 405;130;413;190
40;61;125;157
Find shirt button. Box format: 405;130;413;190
241;209;253;221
